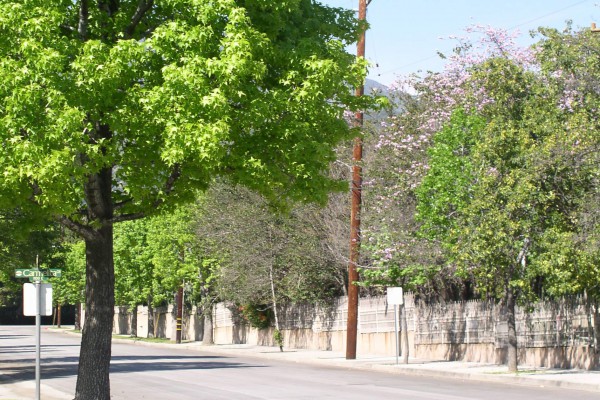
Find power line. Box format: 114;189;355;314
509;0;591;29
374;0;593;79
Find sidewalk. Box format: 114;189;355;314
0;377;71;400
2;329;600;399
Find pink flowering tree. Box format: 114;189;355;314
364;25;600;370
362;26;534;296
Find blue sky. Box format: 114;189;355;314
321;0;599;86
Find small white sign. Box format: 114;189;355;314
387;287;403;305
23;283;53;316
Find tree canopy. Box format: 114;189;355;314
0;1;370;398
0;0;366;225
364;25;600;372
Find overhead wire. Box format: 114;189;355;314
374;0;593;80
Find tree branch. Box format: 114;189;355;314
110;164;181;224
163;163;181;198
61;24;77;36
149;163;181;209
124;0;154;39
29;182;42;203
78;0;89;41
111;212;146;223
56;216;99;241
113;199;133;210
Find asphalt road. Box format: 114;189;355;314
1;325;597;399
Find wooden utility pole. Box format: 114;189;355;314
346;0;370;360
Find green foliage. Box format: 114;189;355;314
362;27;600;306
0;213;66;306
531;26;600;300
238;303;273;329
112;204;219;308
197;181;344;306
416;53;599;302
0;0;368;345
146;205;207;306
113;219;154;308
360;263;441;290
416;110;485;241
359;222;451;298
0;0;369;222
50;240;85;306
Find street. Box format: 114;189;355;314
1;325;598;399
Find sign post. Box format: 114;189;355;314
17;267;60;400
386;287;404;365
35;281;41;400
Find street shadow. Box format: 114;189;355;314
0;344;36;354
0;335;30;340
0;343;82;354
1;354;265;384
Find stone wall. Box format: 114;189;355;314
111;294;599;369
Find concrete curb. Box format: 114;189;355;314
0;373;72;400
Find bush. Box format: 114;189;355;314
238;304;273;329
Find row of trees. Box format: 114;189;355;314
364;24;600;371
48;179;351;336
0;1;374;398
44;20;600;375
1;4;599;388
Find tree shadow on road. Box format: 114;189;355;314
1;354;265;384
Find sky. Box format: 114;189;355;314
321;0;599;86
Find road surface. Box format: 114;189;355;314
1;325;597;399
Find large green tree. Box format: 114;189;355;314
0;1;368;398
532;26;600;300
416;57;597;371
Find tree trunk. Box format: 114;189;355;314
176;285;183;344
57;304;62;328
154;310;160;338
269;263;283;352
147;296;155;338
74;302;81;331
130;305;138;337
506;285;518;373
400;303;409;364
74;223;115;400
199;267;213;344
202;302;214;345
594;301;600;354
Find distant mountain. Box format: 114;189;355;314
363;78;395;121
365;78;390;96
